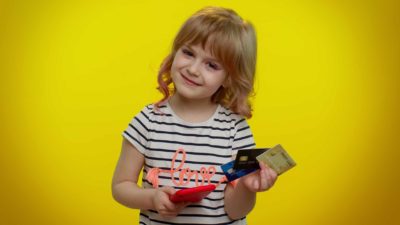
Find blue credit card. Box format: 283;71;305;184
221;160;259;182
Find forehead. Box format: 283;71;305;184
183;44;218;61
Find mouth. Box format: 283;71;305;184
181;73;201;86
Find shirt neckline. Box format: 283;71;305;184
166;101;221;126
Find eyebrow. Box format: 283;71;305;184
184;45;219;62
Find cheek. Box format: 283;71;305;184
171;59;178;72
215;72;227;85
170;63;182;81
206;73;227;88
171;55;182;71
171;54;187;68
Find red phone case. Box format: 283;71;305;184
169;184;216;203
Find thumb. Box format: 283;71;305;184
161;186;176;195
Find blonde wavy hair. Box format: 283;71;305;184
156;6;257;118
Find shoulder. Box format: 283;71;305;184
133;104;153;120
136;102;169;118
220;106;255;150
217;105;248;127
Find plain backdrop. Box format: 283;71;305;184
1;0;399;224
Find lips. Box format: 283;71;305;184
181;73;201;86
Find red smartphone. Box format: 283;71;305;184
169;184;216;203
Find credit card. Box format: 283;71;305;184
233;148;269;170
221;160;259;182
256;144;296;175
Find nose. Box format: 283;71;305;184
187;60;201;77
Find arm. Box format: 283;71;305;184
224;162;278;220
112;138;155;209
224;118;278;219
224;178;256;219
112;138;188;217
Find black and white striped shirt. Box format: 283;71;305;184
123;102;255;225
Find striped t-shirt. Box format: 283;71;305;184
123;102;255;225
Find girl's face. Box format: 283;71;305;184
170;44;227;102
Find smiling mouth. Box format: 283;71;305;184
181;73;201;86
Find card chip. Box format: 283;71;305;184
239;156;248;161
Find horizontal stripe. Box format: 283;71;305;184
141;179;227;192
146;104;167;110
235;118;246;126
123;131;147;150
233;134;253;142
237;125;250;133
143;147;232;158
147;139;231;149
233;143;256;150
148;210;228;218
127;125;233;150
146;174;225;186
218;111;233;117
163;177;222;186
141;111;233;131
133;117;149;132
214;118;235;123
187;204;225;210
145;156;226;166
143;165;227;176
147;128;234;140
129;124;148;140
177;213;228;218
150;111;173;116
140;212;245;225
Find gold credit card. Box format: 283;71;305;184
256;144;296;175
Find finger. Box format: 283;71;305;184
268;168;278;185
252;177;260;191
173;202;187;210
156;206;166;213
267;166;277;177
161;196;178;210
162;186;176;195
259;168;269;191
259;161;267;170
263;168;277;189
159;207;178;216
160;187;177;210
164;201;179;211
175;203;189;212
181;201;191;208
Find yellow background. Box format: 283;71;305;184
1;0;399;224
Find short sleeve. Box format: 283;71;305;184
231;117;256;156
122;105;153;154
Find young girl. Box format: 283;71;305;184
112;6;278;225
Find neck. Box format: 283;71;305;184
169;94;218;123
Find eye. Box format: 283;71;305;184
182;48;194;57
207;62;220;70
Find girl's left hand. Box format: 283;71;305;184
240;161;278;192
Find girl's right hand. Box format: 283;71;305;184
152;186;189;218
